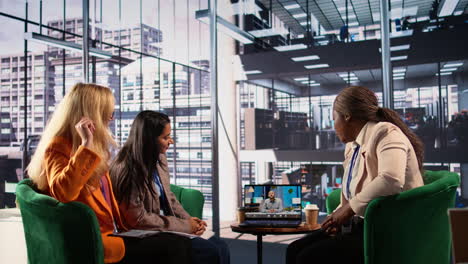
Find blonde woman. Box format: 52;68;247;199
27;83;191;264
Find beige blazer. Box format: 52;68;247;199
118;154;192;233
339;121;424;216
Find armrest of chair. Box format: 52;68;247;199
170;184;205;219
364;174;459;264
326;188;341;214
16;179;104;264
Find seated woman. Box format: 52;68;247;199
286;86;424;264
110;110;230;264
27;83;192;264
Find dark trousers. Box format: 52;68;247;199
191;236;230;264
286;226;364;264
118;233;192;264
117;234;230;264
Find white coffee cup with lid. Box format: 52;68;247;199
305;204;319;226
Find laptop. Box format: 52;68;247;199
449;208;468;264
240;184;302;228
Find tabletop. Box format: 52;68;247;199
230;223;321;235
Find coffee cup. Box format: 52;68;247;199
304;204;319;226
237;207;246;224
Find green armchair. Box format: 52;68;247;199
170;184;205;219
16;178;205;264
325;170;459;264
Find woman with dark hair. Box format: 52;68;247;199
111;110;229;264
286;86;424;264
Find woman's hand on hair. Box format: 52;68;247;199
75;117;96;149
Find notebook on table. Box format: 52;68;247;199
240;184;302;228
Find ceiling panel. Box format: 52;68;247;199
258;0;466;33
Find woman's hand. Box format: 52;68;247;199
191;217;207;236
321;203;355;235
75;117;96;149
189;217;200;234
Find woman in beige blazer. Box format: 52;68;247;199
110;111;229;264
286;86;424;264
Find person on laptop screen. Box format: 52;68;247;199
260;190;284;213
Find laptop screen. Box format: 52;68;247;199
243;185;302;215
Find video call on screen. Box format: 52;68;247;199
244;185;301;214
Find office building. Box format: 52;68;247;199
0;53;54;145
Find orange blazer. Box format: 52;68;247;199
43;136;126;263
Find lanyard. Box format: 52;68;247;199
153;170;169;215
346;145;360;199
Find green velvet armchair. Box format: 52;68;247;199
16;178;205;264
325;170;460;264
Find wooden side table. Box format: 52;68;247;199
231;223;321;264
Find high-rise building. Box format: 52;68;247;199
0;53;55;145
102;24;163;59
47;18;163;103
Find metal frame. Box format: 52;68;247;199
209;0;220;238
380;0;393;108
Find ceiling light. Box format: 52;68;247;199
393;73;405;77
436;72;453;76
390;29;414;38
300;80;317;84
339;73;356;77
393;68;407;73
291;55;320;62
391;44;410;51
244;70;262;74
444;63;463;67
440;68;457;72
343;77;359;80
284;3;300;10
391;55;408;61
394;77;405;80
301;81;320;86
293;13;307;18
294;77;308;81
348;22;359;26
196;9;255;44
454;10;463;16
274;44;307;52
379;44;411;52
304;64;329;69
300;21;308;26
439;0;460;17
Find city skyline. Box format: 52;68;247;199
0;0;211;65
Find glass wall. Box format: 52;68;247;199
235;0;468;211
0;0;214;216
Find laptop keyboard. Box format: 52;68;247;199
241;219;301;228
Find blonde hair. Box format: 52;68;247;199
27;83;116;191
